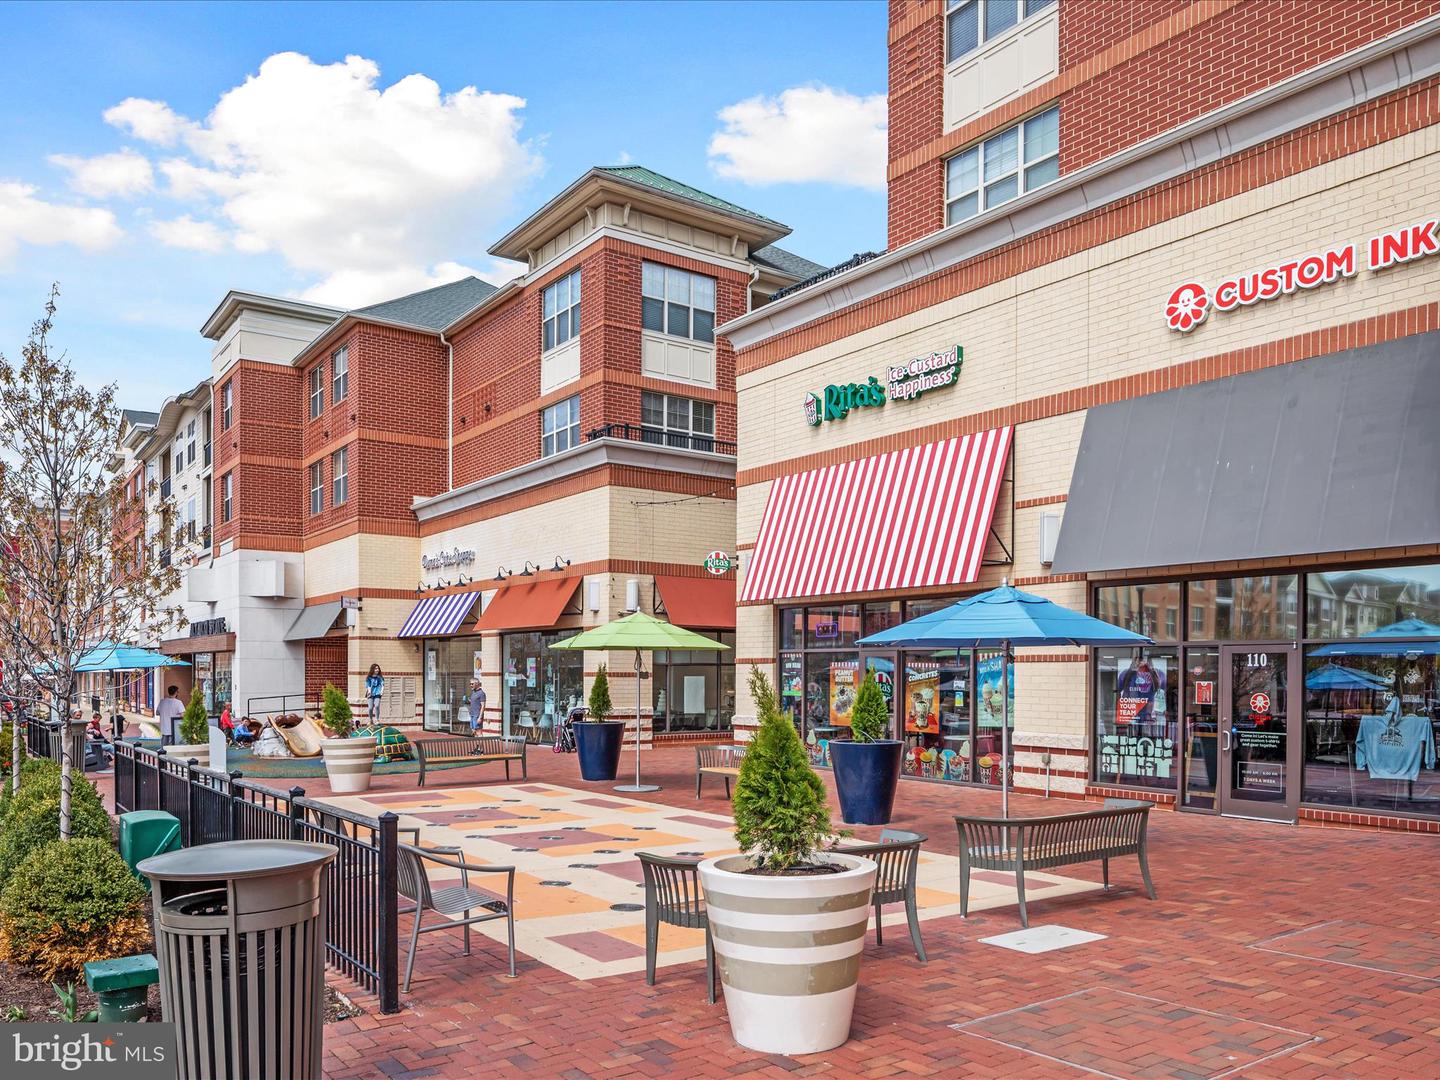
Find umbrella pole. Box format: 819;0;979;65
615;646;660;794
1001;641;1011;818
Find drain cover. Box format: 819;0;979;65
568;863;599;869
610;903;644;912
540;880;571;888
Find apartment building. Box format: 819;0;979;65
720;0;1440;831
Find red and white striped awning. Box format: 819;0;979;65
740;427;1012;603
397;591;480;638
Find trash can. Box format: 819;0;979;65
119;811;182;881
139;839;336;1080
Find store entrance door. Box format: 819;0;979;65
1218;645;1300;822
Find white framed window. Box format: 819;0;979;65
947;0;1055;64
543;269;581;352
221;472;233;523
331;345;349;404
642;262;715;343
945;105;1059;225
184;496;198;542
186;419;196;466
309;365;324;419
332;446;348;506
309;461;323;516
173;444;184;476
541;395;580;458
641;391;716;451
221;381;232;429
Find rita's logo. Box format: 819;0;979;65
802;392;822;427
1164;282;1210;333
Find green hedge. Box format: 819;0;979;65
0;786;113;891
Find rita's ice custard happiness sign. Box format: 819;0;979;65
804;345;962;426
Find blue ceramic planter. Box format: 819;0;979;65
574;720;626;781
829;740;903;825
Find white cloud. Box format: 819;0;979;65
0;182;123;264
299;259;517;308
100;52;539;306
149;215;227;252
708;85;887;190
49;148;154;199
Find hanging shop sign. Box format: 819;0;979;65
1163;218;1440;332
804;345;963;426
702;550;734;576
421;547;476;572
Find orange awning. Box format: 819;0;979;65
475;577;580;632
654;576;736;630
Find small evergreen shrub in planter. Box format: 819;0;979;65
320;684;375;794
0;838;150;981
829;670;904;825
575;664;626;781
169;688;212;768
0;787;113;891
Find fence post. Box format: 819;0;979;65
155;747;167;814
185;761;197;847
129;745;141;815
228;771;244;842
377;812;400;1014
288;786;306;841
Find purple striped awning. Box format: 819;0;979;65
397;591;480;639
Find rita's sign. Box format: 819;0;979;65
1164;218;1440;332
805;345;962;426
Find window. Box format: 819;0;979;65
221;382;232;429
642;262;715;343
173;444;184;476
542;269;581;352
1094;647;1180;792
332;446;348;506
221;472;233;523
947;0;1055;64
1094;583;1181;641
945;106;1059;225
1187;576;1298;640
331;346;348;404
640;391;716;451
309;365;324;419
186;420;196;466
309;461;323;516
202;408;212;466
1305;564;1440;639
541;395;580;458
652;632;736;734
184;496;197;542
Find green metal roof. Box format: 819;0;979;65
595;166;785;228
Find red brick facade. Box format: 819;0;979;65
212;360;305;549
303;638;347;703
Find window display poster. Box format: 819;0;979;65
526;657;537;687
829;661;858;727
905;662;940;734
1116;656;1168;724
977;654;1015;729
683;675;706;714
781;655;803;702
473;651;484;680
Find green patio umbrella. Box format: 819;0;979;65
551;611;729;793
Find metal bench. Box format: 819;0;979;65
413;736;527;787
954;799;1157;927
695;744;745;799
839;828;927;962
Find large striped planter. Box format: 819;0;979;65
321;736;377;793
699;851;876;1054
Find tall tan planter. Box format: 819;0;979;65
698;851;876;1054
321;735;377;794
167;743;210;769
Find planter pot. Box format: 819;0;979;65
699;851;876;1054
574;720;626;781
322;735;377;794
829;740;903;825
167;743;210;769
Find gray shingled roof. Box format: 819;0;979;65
596;166;785;228
121;409;158;427
354;277;499;330
750;245;827;280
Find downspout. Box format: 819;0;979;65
746;267;760;313
441;330;454;490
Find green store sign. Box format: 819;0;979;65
804;345;962;427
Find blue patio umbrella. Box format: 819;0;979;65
75;641;189;672
859;583;1152;815
1304;662;1389;693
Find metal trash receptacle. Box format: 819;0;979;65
139;839;336;1080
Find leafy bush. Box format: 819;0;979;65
0;839;150;981
849;670;890;743
179;687;209;746
0;762;102;829
587;664;613;722
321;684;354;738
0;787;113;890
0;756;60;820
733;667;831;871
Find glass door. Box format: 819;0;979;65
861;652;898;736
1219;645;1300;821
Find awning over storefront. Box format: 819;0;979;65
397;591;480;639
654;576;736;629
284;601;344;642
474;577;579;632
1052;331;1440;574
740;427;1013;602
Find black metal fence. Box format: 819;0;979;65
111;740;401;1012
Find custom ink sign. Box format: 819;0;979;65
805;346;962;426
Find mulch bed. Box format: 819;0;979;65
0;958;163;1023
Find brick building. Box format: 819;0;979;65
721;0;1440;831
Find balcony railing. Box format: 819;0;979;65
586;422;735;456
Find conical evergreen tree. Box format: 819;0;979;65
588;664;613;721
849;670;889;743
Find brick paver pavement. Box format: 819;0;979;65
101;747;1440;1078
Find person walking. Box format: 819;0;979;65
365;664;385;723
468;677;486;736
156;685;184;746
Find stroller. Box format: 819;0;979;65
553;706;584;753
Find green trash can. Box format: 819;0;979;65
119;811;182;882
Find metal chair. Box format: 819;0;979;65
396;844;516;991
841;829;927;962
637;853;716;1003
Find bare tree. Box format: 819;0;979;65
0;288;182;833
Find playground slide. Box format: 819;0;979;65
274;717;325;758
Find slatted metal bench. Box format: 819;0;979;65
414;736;527;787
695;744;745;798
955;799;1157;927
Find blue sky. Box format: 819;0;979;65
0;0;887;408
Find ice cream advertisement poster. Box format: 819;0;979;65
829;660;858;726
977;653;1015;729
905;662;940;734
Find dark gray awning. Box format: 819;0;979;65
1051;330;1440;574
284;601;344;642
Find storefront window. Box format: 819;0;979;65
194;653;215;716
1302;646;1439;817
1306;564;1440;639
806;604;861;649
1188;576;1298;640
653;632;735;733
213;653;232;716
901;651;972;782
1094;647;1180;790
1181;647;1219;809
502;632;583;742
779;608;804;650
1095;583;1181;640
423;638;483;732
803;653;857;767
779;652;804;732
863;602;902;638
974;650;1014;788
